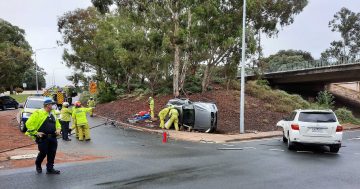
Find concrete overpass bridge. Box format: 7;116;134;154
246;56;360;94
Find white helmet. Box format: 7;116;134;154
62;102;69;107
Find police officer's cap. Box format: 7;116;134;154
44;99;56;105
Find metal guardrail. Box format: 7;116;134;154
244;55;360;76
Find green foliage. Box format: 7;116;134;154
14;87;23;94
96;82;117;103
22;67;46;90
321;8;360;60
79;91;91;106
256;79;270;86
184;75;202;94
246;81;310;113
0;87;5;94
316;91;335;109
0;19;34;92
335;108;360;124
262;50;315;72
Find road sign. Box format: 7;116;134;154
22;83;27;88
89;81;97;94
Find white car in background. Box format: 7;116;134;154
277;110;343;153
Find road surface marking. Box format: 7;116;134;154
9;154;37;160
222;144;235;147
268;149;284;152
243;147;256;150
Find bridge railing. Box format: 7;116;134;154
264;55;360;74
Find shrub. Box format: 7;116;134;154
316;90;335;109
335;108;360;125
246;80;310;113
79;91;91;105
15;87;23;94
0;87;6;94
97;82;117;103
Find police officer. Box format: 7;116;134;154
25;98;61;174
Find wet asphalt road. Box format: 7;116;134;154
1;115;360;189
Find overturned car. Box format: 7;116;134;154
166;98;218;133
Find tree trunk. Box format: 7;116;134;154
172;7;180;98
179;9;192;92
9;85;14;95
226;79;231;91
201;63;210;93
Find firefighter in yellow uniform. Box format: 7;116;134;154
70;105;79;138
158;106;171;129
87;97;96;117
148;97;155;120
72;101;92;141
165;107;179;131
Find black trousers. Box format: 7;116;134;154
35;137;58;170
60;121;70;139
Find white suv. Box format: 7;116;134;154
277;110;343;153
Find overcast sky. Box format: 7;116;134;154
0;0;360;88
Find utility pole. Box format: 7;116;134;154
240;0;247;134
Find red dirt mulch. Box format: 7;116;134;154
95;90;286;134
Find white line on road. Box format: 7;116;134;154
268;149;285;152
222;144;235;147
348;137;360;141
243;147;257;150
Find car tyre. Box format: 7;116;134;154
282;131;288;143
329;145;340;153
1;105;6;111
287;132;296;151
19;120;27;132
15;104;18;109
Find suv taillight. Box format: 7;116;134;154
336;125;343;132
291;124;300;130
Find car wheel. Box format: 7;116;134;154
1;105;6;111
19;121;27;132
329;145;340;153
15;104;18;109
287;132;296;151
282;131;288;143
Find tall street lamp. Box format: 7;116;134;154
34;47;57;94
240;0;247;134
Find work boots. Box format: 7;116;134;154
46;168;61;175
36;165;42;174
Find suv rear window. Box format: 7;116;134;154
298;112;337;123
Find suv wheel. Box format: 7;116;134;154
287;132;296;151
329;144;340;153
282;131;288;143
15;104;18;109
1;105;6;111
19;120;27;132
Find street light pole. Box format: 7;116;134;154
240;0;247;134
34;53;39;94
33;47;57;94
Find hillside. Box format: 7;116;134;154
95;81;310;134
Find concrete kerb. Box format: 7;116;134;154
94;114;284;143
